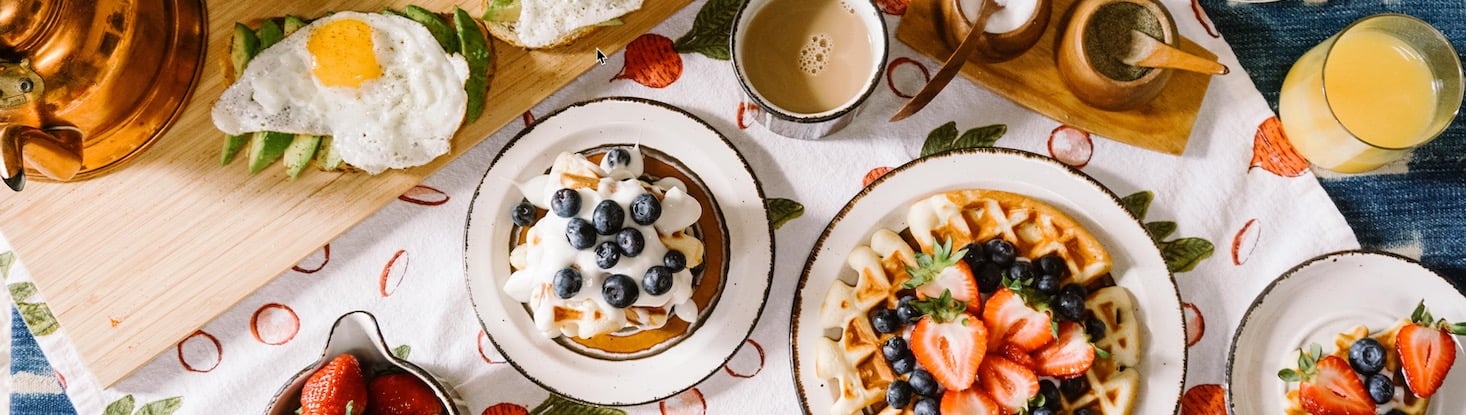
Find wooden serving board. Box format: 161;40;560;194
897;0;1216;155
0;0;690;387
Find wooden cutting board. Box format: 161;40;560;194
897;0;1218;155
0;0;690;387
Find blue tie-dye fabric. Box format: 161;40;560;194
11;307;75;414
1199;0;1466;285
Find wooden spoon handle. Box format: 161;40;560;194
891;0;1003;122
1124;30;1229;75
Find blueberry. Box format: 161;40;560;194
552;268;582;299
616;228;644;257
602;274;638;308
891;354;916;374
1030;408;1055;415
605;148;632;168
960;242;985;269
1037;254;1069;278
550;189;581;218
977;262;1004;293
592;200;624;235
1035;273;1062;295
565;218;596;250
1039;380;1061;410
886;380;913;410
882;337;909;362
1060;375;1090;398
872;309;902;334
912;398;939;415
1085;314;1107;340
908;369;940;397
1075;408;1096;415
642;266;674;296
1061;283;1087;299
896;296;923;323
1349;338;1387;376
1366;373;1394;404
663;250;687;272
985;239;1017;266
594;241;620;269
630;194;662;225
1055;291;1085;321
1008;260;1036;283
510;200;536;226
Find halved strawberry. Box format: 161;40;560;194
300;354;368;415
1033;321;1096;379
910;291;987;391
1397;300;1466;398
982;288;1054;351
995;343;1035;369
1279;346;1373;415
941;388;1001;415
977;355;1039;413
904;238;979;303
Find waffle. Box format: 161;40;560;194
1283;321;1430;415
816;190;1139;415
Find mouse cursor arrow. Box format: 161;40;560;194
595;48;608;65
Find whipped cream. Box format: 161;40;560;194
505;148;705;339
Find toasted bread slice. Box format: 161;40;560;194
482;19;599;49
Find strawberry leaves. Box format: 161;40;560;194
904;238;966;289
1408;299;1466;334
912;290;968;324
1279;343;1325;382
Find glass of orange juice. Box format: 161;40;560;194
1278;14;1463;173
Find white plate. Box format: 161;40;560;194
464;97;773;406
789;148;1187;414
1227;250;1466;414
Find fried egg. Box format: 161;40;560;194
517;0;642;47
212;12;470;174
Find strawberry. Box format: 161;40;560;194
977;355;1039;413
940;388;1001;415
982;288;1054;351
1396;300;1466;398
1033;322;1096;379
300;354;368;415
995;343;1035;369
910;290;988;391
1278;345;1373;415
903;238;979;303
366;373;444;415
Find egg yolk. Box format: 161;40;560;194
307;19;382;88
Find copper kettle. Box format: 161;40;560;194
0;0;205;191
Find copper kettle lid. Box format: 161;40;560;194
0;0;205;189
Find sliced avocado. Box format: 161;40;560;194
595;18;624;27
381;7;405;17
282;15;307;35
403;5;460;54
247;131;294;174
230;23;261;76
454;7;491;124
283;135;322;179
315;136;345;171
483;0;521;22
257;19;285;50
221;134;250;166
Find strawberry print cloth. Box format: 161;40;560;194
13;0;1448;413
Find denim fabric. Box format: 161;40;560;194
11;307;76;414
1201;0;1466;286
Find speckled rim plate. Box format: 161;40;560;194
789;148;1187;414
464;97;774;406
1227;250;1466;414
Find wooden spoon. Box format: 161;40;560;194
1122;30;1229;75
891;0;1004;122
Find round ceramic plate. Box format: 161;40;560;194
790;148;1187;414
464;97;773;406
1228;250;1466;414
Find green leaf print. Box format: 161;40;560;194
1160;238;1215;273
766;198;805;230
920;122;1006;157
135;396;183;415
104;395;135;415
530;394;626;415
9;281;36;301
393;344;412;360
0;250;14;280
1119;191;1214;273
673;0;741;60
16;301;58;336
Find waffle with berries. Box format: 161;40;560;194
815;190;1141;415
